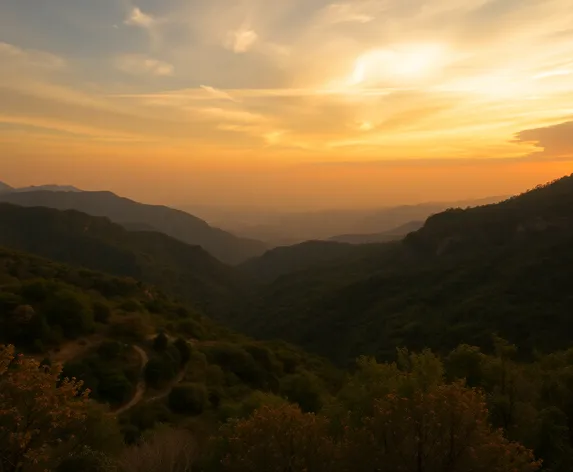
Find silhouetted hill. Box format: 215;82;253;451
329;220;424;244
239;175;573;365
0;191;266;264
0;203;250;320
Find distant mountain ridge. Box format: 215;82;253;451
329;220;425;244
0;190;266;264
0;182;81;193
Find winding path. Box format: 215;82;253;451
113;345;149;415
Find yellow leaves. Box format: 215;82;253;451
0;345;94;471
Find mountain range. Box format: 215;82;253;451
234;175;573;365
0;189;267;265
184;196;507;246
0;182;82;193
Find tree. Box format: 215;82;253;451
153;332;168;352
93;301;112;324
343;382;542;472
168;383;207;415
0;345;92;471
43;289;94;338
279;371;324;413
174;338;191;366
215;405;337;472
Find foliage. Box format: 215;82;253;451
343;382;541;472
174;338;192;366
56;446;118;472
169;383;208;415
214;405;338;472
0;345;94;471
119;428;196;472
241;174;573;365
279;371;325;413
153;332;169;352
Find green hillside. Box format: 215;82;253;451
0;203;249;321
0;246;340;439
241;175;573;365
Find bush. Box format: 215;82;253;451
97;341;123;360
56;447;117;472
43;289;94;338
119;299;143;313
153;332;169;352
128;403;174;432
280;371;325;413
144;356;177;389
120;429;196;472
168;383;208;415
202;344;264;387
174;338;192;365
110;316;151;342
93;301;112;324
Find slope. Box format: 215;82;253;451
0;246;340;434
239;240;392;284
243;175;573;365
0;190;266;264
0;203;249;321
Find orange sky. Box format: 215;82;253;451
1;0;572;209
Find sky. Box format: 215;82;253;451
0;0;572;210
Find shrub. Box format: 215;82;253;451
153;332;169;352
214;405;337;472
174;338;192;365
169;383;208;415
280;371;325;413
93;301;112;324
120;429;196;472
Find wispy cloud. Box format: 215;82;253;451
115;54;174;76
0;42;65;70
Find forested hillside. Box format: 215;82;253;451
239;240;387;283
0;190;266;264
241;175;573;365
0;204;249;321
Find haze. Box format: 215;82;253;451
1;0;572;210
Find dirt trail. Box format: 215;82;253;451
113;345;149;415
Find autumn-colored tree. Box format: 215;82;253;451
342;382;542;472
0;345;92;472
216;405;338;472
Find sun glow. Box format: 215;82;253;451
351;44;446;85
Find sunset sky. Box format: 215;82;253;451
1;0;572;209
